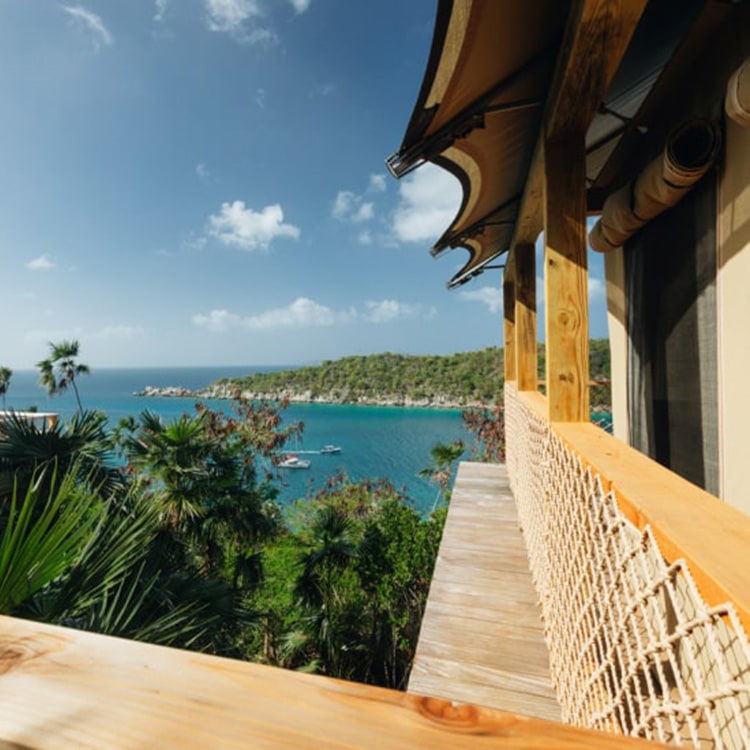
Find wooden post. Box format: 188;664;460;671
515;243;537;391
543;133;589;422
503;273;516;384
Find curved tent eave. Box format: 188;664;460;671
387;0;570;287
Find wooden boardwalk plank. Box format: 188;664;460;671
408;462;561;722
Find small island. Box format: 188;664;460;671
136;342;612;409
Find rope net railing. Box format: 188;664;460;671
505;383;750;748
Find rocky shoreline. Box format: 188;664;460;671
133;384;480;410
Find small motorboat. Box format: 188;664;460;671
319;445;342;454
278;454;311;469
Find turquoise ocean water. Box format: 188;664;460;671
5;367;468;513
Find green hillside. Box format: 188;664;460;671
216;339;611;407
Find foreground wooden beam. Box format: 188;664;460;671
0;616;665;748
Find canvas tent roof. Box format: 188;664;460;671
388;0;715;288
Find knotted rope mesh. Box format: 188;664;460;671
505;384;750;748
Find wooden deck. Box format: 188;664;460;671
408;461;561;722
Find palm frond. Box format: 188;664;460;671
0;464;102;612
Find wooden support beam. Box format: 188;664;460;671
503;274;516;384
546;0;649;140
514;243;537;391
509;0;649;249
544;134;589;422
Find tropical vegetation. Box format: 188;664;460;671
0;358;464;688
0;366;11;410
219;348;505;404
37;339;90;411
0;337;582;689
214;339;612;407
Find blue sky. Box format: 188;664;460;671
1;0;608;369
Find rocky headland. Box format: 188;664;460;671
133;384;475;409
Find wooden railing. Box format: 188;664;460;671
505;383;750;748
0;614;666;748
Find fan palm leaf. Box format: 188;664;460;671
0;464;102;612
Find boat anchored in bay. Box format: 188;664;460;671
278;455;311;469
319;445;341;454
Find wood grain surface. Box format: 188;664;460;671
0;611;665;748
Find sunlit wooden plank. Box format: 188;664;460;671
544;134;590;422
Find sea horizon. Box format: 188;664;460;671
4;366;468;512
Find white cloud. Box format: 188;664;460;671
352;202;374;223
62;5;113;49
154;0;168;22
363;300;435;323
332;191;356;220
332;191;374;224
193;297;436;333
26;254;56;271
204;0;275;43
357;230;373;245
196;162;209;180
243;297;343;329
459;286;503;314
255;88;266;108
289;0;311;13
193;297;352;332
364;300;416;323
205;0;260;29
368;173;387;193
208;201;300;251
393;163;461;243
192;309;242;332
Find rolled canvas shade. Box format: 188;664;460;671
589;119;721;252
725;57;750;127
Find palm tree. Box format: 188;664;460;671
419;439;464;512
0;367;12;410
0;409;121;500
293;506;358;676
37;340;90;412
116;408;281;588
0;461;240;652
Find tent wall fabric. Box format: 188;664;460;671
625;173;719;496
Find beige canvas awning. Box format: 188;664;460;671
388;0;723;288
387;0;568;287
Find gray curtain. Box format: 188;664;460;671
625;172;719;495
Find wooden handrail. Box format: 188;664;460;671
0;615;666;748
516;389;750;635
